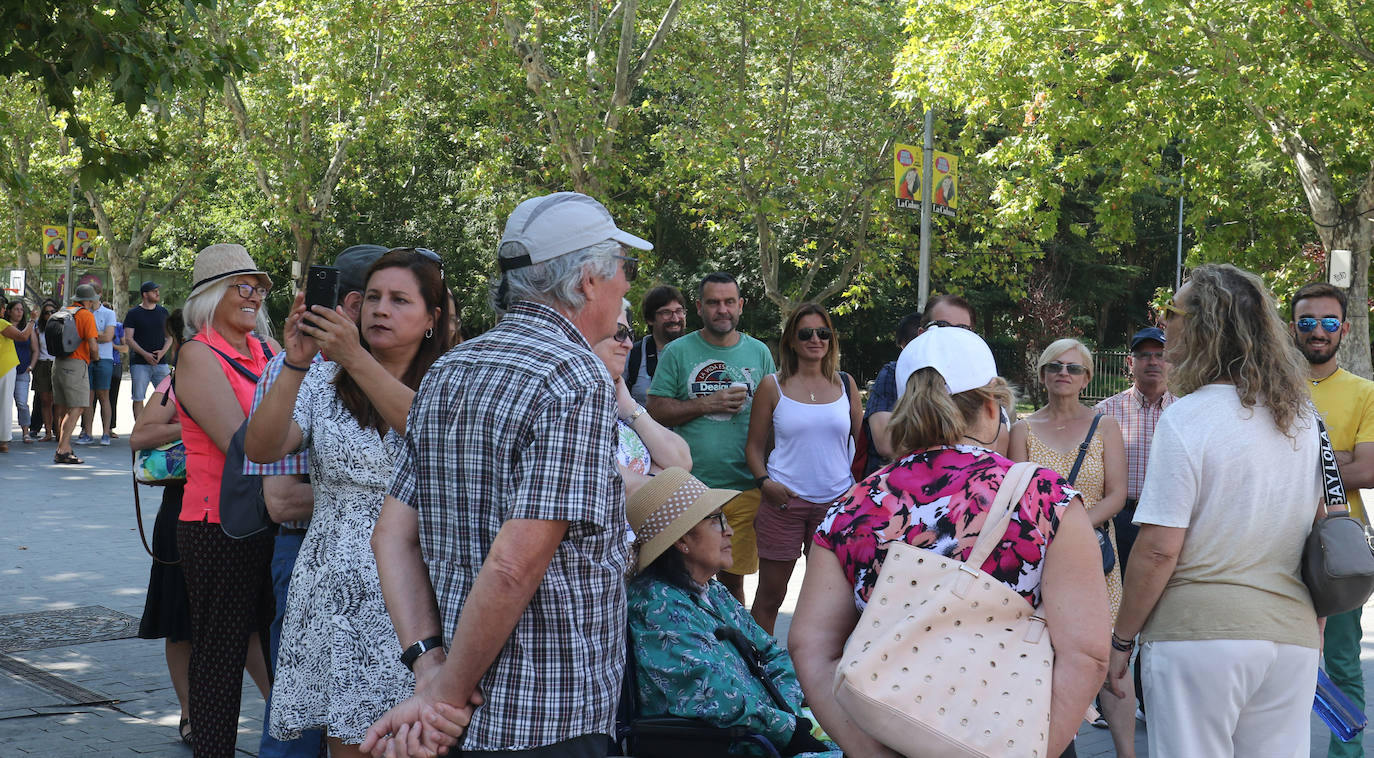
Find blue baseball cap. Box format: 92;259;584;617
1129;327;1166;351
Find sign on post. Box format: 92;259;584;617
894;143;958;217
1330;249;1352;288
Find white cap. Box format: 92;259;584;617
498;192;652;271
896;325;998;398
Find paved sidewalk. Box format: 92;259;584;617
2;387;1372;756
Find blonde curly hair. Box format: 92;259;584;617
1168;263;1311;436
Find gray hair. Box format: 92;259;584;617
182;280;274;340
490;239;621;317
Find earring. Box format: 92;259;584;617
424;327;433;339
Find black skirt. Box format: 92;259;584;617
137;484;192;642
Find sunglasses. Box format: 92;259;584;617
1044;361;1087;376
1132;350;1166;360
229;283;270;299
923;320;973;331
614;255;639;283
702;511;728;533
797;327;833;341
1160;302;1189;318
1295;317;1342;334
613;324;634;344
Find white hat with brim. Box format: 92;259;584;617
498;192;652;273
629;468;741;573
189;243;273;299
896;325;999;399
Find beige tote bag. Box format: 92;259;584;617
833;461;1054;758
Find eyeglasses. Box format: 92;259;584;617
702;512;728;533
1132;350;1166;360
614;255;639;283
1044;362;1087;376
653;306;686;320
1160;302;1189;318
797;327;833;342
229;283;269;300
1296;317;1342;334
613;324;634;344
923;320;973;331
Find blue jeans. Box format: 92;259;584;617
260;532;325;757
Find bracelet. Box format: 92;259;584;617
1110;632;1136;652
282;359;310;373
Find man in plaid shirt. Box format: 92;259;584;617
365;192;648;757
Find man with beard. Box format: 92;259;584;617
648;271;775;603
625;285;687;405
1291;282;1374;758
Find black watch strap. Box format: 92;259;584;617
755;475;769;489
400;635;444;671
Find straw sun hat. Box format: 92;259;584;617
628;468;742;573
189;243;273;299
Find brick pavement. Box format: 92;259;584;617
2;386;1372;756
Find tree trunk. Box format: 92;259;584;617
107;241;133;315
1326;221;1374;380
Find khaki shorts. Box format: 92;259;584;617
720;488;762;576
52;358;91;408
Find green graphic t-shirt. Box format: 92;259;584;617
649;330;775;489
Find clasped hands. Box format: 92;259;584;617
360;654;482;758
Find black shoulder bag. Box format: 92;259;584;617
1302;419;1374;616
1067;413;1115;574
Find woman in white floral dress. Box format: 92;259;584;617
244;249;450;756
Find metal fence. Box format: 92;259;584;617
1008;349;1132;408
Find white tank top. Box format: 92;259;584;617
765;374;855;502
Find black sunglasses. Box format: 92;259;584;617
613;324;634;343
923;320;973;331
1044;361;1087;376
614;255;639;283
797;327;832;341
702;511;727;532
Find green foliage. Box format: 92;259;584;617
0;0;254;183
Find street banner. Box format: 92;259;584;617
893;144;959;217
41;225;99;262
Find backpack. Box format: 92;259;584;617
45;308;83;358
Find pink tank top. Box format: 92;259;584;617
177;327;270;523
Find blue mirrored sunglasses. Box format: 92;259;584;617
1296;317;1341;334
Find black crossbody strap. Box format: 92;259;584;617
193;336;272;384
1067;413;1104;486
1317;417;1349;516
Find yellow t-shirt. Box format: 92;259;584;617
1310;368;1374;523
0;319;18;376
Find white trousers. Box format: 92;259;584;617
1143;638;1317;758
0;368;14;442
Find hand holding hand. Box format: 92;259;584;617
1106;646;1131;698
360;685;481;758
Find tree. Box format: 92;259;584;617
654;0;904;324
0;78;69;301
0;0;252;183
207;0;415;283
895;0;1374;376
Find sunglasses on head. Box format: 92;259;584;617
614;255;639;283
613;324;634;343
797;327;832;341
1044;361;1087;376
923;320;973;331
1295;317;1341;334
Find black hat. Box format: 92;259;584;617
140;281;160;293
335;245;389;295
1129;327;1166;351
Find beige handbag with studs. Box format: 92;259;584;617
833;462;1054;758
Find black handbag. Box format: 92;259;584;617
1302;419;1374;617
1067;413;1114;575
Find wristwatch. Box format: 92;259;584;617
400;635;444;671
623;404;646;424
755;475;770;489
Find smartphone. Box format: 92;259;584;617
303;265;340;329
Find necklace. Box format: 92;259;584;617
810;391;816;402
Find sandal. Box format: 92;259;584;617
54;451;84;465
179;716;193;747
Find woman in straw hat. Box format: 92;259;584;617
789;326;1109;758
627;468;837;757
173;243;277;756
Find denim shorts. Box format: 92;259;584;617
88;357;115;391
130;363;172;401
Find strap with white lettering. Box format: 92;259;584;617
1317;418;1349;517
